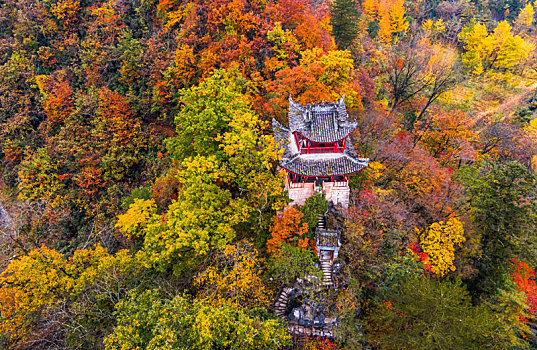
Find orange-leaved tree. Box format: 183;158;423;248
363;0;408;44
510;258;537;317
267;206;310;255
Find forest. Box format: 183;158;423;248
2;0;537;348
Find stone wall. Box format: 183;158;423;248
286;182;315;206
286;181;350;208
322;181;350;209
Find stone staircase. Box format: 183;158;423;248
316;214;333;287
320;251;333;287
316;213;325;232
274;286;293;318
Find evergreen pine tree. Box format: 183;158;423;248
330;0;360;49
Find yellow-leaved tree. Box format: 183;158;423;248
363;0;408;44
0;245;138;344
389;0;408;34
515;3;534;31
194;241;272;308
418;215;465;277
459;19;534;75
115;198;158;238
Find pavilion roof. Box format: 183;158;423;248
288;96;357;143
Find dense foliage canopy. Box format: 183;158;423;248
2;0;537;349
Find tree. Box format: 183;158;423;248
458;19;534;74
416;108;477;163
330;0;360;49
104;290;291;350
418;215;465;277
166;70;251;161
115;198;158;238
0;244;139;347
121;158;247;270
263;49;363;120
17;148;64;211
386;39;457;121
514;3;534;32
267;243;320;286
303;338;339;350
267;206;310;255
92;88;144;182
40;79;74;127
167;68;287;221
459;162;537;296
363;0;408;44
194;242;272;308
114;70;288;273
297;192;329;236
510;258;537;317
389;0;408;34
366;272;530;349
267;22;301;61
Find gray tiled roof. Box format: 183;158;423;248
282;153;368;176
316;228;341;247
288;96;357;143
